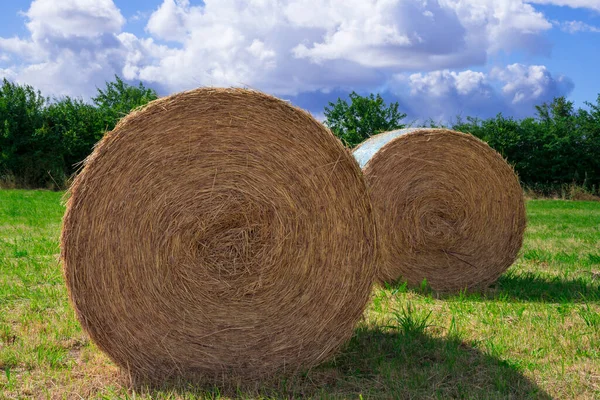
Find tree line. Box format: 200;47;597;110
0;76;157;188
1;77;599;194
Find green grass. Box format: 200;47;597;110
0;191;598;399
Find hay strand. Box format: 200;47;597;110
61;88;377;381
354;128;526;291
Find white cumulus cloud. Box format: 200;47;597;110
25;0;125;39
146;0;192;42
557;20;600;33
407;70;490;97
492;64;574;104
0;0;583;119
393;64;573;121
116;0;559;95
0;0;130;97
526;0;600;11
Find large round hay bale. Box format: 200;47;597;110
61;88;377;381
353;128;526;291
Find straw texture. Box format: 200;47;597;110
354;128;526;291
61;88;377;381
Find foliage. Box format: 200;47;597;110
452;96;600;190
0;76;157;188
2;73;600;191
324;92;407;147
92;75;158;132
41;97;106;178
0;79;47;186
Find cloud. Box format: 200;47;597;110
556;20;600;33
0;0;556;95
290;1;467;68
25;0;125;39
130;10;152;23
0;0;576;120
146;0;192;42
526;0;600;11
0;68;17;81
112;0;558;97
492;64;574;104
0;0;130;98
0;37;42;63
407;70;490;97
392;64;574;121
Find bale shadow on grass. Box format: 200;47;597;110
435;272;600;303
394;272;599;304
487;272;599;303
134;326;551;399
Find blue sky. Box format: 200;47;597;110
1;0;599;122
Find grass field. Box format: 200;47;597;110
0;190;598;399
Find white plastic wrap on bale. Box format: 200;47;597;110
352;128;422;168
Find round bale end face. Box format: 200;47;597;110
356;128;526;292
60;88;378;382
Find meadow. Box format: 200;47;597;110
0;190;598;399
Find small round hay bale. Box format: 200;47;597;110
353;128;526;291
60;88;377;381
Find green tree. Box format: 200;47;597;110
582;94;600;185
0;76;159;189
40;97;105;179
92;75;158;131
323;92;407;147
0;79;47;186
453;114;543;185
453;95;600;191
534;97;590;186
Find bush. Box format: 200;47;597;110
324;92;407;148
2;76;600;192
452;97;600;189
0;76;157;189
0;79;47;187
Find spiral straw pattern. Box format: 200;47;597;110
354;128;526;291
61;88;377;381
